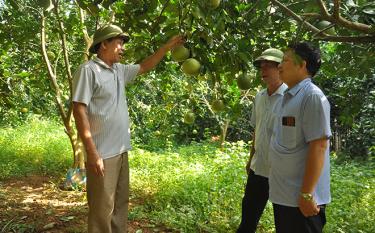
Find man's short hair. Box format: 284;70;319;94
288;42;321;77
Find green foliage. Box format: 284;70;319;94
127;67;255;149
0;120;374;232
326;155;375;233
0;0;374;159
317;42;375;158
0;117;72;179
129;141;250;232
130;143;375;233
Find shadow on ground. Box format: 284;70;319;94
0;176;177;233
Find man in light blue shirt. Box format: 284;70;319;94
269;42;331;233
237;48;287;233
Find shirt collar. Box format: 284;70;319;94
93;57;115;70
286;77;311;96
262;83;288;96
274;83;288;96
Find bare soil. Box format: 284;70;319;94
0;176;177;233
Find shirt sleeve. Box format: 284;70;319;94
119;64;140;85
302;93;332;142
250;96;257;128
72;64;96;106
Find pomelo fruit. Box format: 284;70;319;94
237;74;252;90
211;99;225;112
182;58;201;76
207;0;221;9
184;112;195;124
171;46;190;62
316;20;336;35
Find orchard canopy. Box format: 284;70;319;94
0;0;374;162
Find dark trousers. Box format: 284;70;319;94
237;169;269;233
273;203;326;233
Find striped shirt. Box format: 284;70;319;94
72;57;140;160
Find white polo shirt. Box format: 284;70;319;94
269;78;331;207
72;57;140;160
250;83;288;178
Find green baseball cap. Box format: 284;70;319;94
253;48;284;68
89;24;130;54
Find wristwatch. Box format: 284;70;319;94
300;192;314;201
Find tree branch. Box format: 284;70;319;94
41;13;67;121
54;1;74;120
77;2;91;60
150;0;171;33
315;35;375;43
335;15;372;34
271;0;375;42
270;0;324;35
315;0;372;33
333;0;340;20
316;0;330;17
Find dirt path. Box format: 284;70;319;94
0;176;176;233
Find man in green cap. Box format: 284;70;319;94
237;48;287;233
72;24;184;233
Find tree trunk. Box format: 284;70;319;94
219;119;230;149
40;5;87;189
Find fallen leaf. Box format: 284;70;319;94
60;216;75;222
43;222;56;230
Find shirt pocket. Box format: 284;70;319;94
281;125;296;149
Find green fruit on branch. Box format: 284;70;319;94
37;0;53;11
211;99;225;112
207;0;221;9
37;0;51;8
21;108;28;113
171;46;190;62
237;74;252;90
316;20;336;35
183;111;195;124
182;58;201;75
47;51;55;61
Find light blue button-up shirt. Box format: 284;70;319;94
269;78;331;207
250;83;288;178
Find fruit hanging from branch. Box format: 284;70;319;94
211;99;225;113
37;0;53;11
183;111;196;124
207;0;221;10
171;45;190;62
182;58;201;76
236;73;252;90
316;20;336;36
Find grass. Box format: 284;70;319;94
1;118;374;232
0;117;72;179
129;141;252;232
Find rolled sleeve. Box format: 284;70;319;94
250;101;256;128
302;93;332;142
119;64;140;85
72;64;96;106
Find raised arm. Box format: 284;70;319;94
138;35;185;75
